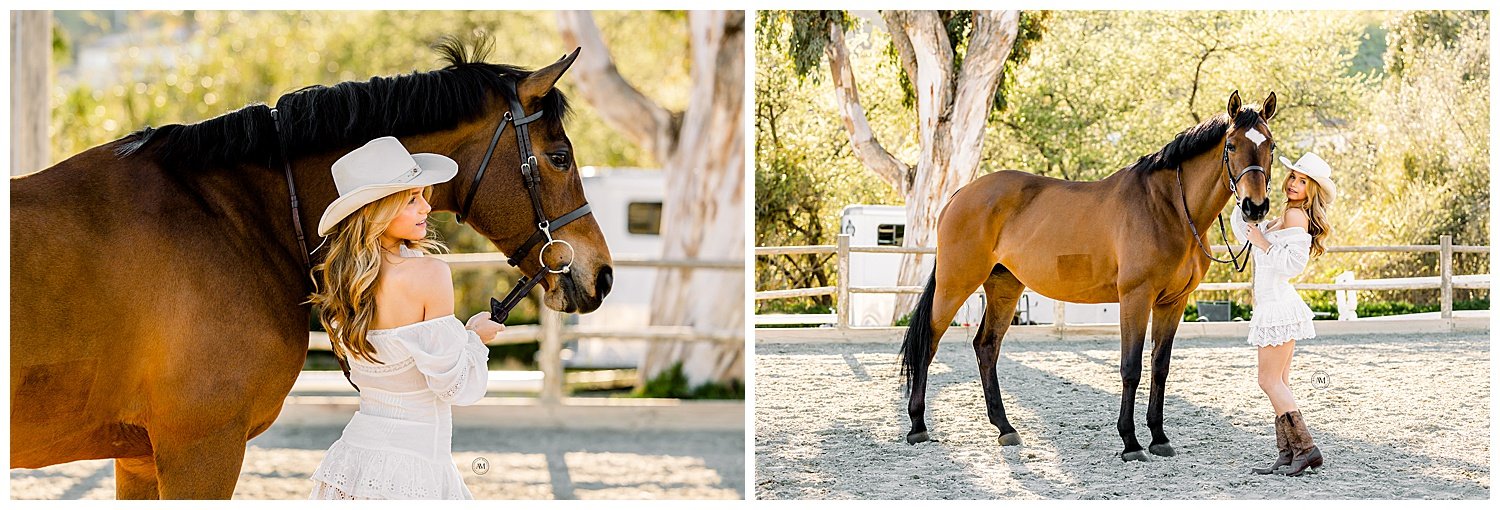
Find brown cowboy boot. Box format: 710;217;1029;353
1249;412;1293;475
1281;410;1323;476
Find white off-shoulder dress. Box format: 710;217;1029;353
1230;205;1317;348
308;246;491;499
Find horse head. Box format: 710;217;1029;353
441;48;613;314
1223;90;1278;222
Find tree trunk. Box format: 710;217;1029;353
823;11;1020;322
11;11;50;176
558;11;745;387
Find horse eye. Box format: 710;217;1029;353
1226;143;1236;152
548;153;570;171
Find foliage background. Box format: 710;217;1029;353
755;10;1489;318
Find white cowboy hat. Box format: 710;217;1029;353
317;136;458;236
1278;152;1338;204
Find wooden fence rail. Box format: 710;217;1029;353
756;234;1487;328
307;253;744;404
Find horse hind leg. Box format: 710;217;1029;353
900;257;992;445
974;265;1026;447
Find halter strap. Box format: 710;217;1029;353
271;105;358;392
454;83;594;324
1177;165;1251;272
270;107;312;273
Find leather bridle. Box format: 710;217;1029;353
1176;135;1276;273
454;82;592;325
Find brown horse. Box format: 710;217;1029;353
899;91;1278;461
10;41;612;498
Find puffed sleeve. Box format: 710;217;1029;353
1228;204;1255;244
383;316;491;405
1259;232;1313;276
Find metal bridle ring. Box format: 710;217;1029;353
539;239;575;274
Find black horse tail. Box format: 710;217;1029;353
898;269;938;396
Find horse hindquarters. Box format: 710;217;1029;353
974;267;1026;446
900;253;998;444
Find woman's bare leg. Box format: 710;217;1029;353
1281;339;1294;387
1258;340;1298;415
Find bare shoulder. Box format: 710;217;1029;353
1282;208;1310;229
390;257;452;295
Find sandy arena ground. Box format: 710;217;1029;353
12;421;744;499
755;331;1489;499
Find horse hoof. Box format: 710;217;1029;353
1120;450;1149;462
1149;443;1176;457
906;431;930;444
998;432;1023;446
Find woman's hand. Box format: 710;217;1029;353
465;311;505;342
1246;220;1271;252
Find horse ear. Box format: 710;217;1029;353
1261;91;1278;121
1226;90;1242;117
517;47;581;104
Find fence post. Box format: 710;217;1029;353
1440;234;1453;319
836;234;851;329
539;307;564;404
1335;271;1357;320
1054;300;1067;332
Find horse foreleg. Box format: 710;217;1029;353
1116;289;1153;462
115;455;160;499
153;426;247;499
975;268;1025;447
1146;299;1189;457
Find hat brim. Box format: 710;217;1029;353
1278;156;1337;204
316;153;459;236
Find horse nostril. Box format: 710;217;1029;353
596;265;613;298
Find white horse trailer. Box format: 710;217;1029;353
839;205;986;327
564;167;663;368
840;204;1120;326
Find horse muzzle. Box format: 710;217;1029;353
546;264;611;314
1240;197;1271;222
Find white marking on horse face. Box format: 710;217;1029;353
1245;128;1266;146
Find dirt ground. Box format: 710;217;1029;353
755;331;1489;499
11;422;744;499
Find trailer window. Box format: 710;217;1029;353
627;202;662;235
877;224;904;246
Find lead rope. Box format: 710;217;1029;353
1176;165;1252;272
271;106;358;392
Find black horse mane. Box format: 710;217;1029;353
115;37;569;171
1124;106;1264;174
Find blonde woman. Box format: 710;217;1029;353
1231;152;1336;477
306;137;503;499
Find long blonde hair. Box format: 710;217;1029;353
307;187;446;364
1284;175;1333;258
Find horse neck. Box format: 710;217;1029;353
340;127;537;251
1176;149;1236;232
